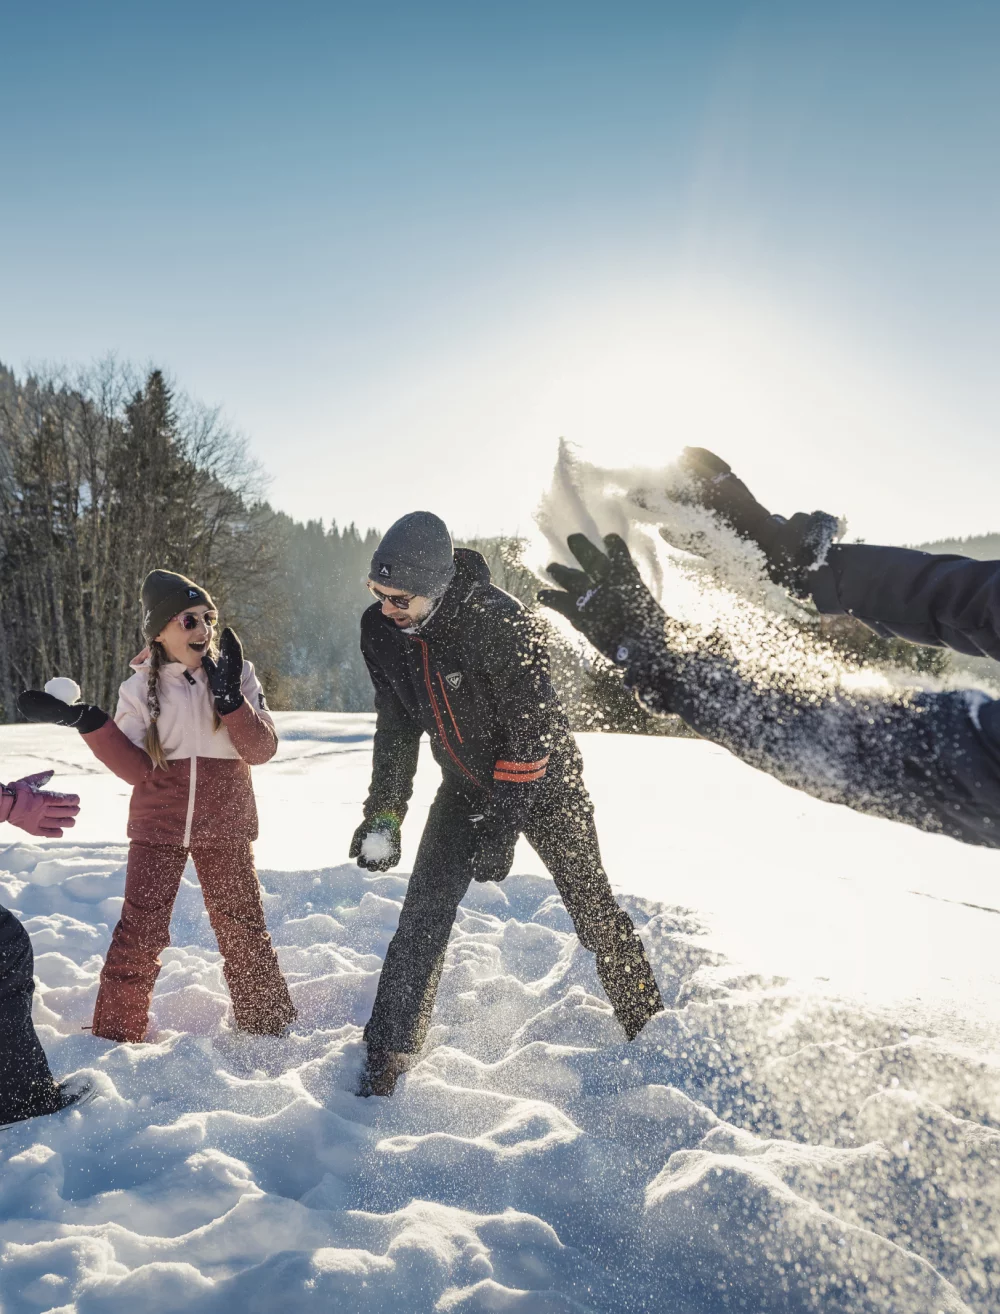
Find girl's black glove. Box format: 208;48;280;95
17;690;108;735
202;627;245;715
538;533;668;668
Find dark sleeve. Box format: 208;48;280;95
361;618;422;823
810;544;1000;660
621;634;1000;849
478;605;556;784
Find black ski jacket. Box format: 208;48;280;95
360;549;569;822
811;544;1000;662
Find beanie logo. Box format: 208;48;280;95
187;589;199;598
445;671;462;690
377;563;391;578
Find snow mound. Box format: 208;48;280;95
2;841;995;1312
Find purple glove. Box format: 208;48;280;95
0;771;81;838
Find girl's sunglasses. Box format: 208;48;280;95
178;611;218;630
367;582;415;609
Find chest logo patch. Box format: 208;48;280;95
445;672;463;690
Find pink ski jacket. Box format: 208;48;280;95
82;653;278;846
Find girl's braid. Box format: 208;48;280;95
143;642;168;769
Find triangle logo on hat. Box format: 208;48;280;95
187;589;199;598
378;564;391;578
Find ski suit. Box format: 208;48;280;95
360;549;663;1055
624;544;1000;848
80;656;296;1041
0;903;61;1121
0;776;82;1122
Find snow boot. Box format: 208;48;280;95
357;1047;409;1098
0;1076;95;1130
594;912;665;1041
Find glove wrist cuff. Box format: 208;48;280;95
217;692;246;716
75;705;109;735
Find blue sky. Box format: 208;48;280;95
1;1;997;544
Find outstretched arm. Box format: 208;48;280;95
811;545;1000;661
665;447;1000;660
540;534;1000;850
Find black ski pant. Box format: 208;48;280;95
363;745;661;1055
0;905;60;1123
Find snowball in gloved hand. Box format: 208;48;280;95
44;678;82;705
361;830;396;864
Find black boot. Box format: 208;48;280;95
0;1077;94;1130
357;1046;409;1098
594;912;665;1041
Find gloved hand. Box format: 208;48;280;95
17;690;109;734
668;447;840;595
0;771;81;838
349;817;402;872
468;780;534;883
202;627;245;715
537;533;668;668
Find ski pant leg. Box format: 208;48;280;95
191;843;297;1035
92;843;186;1042
363;786;474;1056
0;905;60;1121
635;641;1000;848
524;747;664;1036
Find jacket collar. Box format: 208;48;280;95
129;649;207;682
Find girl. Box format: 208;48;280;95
19;568;296;1042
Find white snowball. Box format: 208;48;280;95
360;829;395;863
44;677;82;705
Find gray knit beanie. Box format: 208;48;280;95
370;512;456;598
141;569;214;641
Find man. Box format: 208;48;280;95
1;770;85;1125
350;511;664;1096
539;448;1000;849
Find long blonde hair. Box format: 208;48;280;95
144;639;222;770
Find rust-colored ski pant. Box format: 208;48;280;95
92;842;296;1042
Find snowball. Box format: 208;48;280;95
44;677;82;705
361;829;395;863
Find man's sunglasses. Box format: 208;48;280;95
178;611;218;630
367;582;415;609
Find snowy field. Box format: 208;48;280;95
2;713;1000;1312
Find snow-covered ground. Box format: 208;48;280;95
2;714;999;1312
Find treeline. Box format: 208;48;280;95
0;358;651;729
0;360;381;719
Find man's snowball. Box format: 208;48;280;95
361;830;395;863
44;677;82;705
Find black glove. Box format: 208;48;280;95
468;780;535;883
17;690;109;735
670;447;840;595
202;627;245;715
537;533;668;668
349;817;402;872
